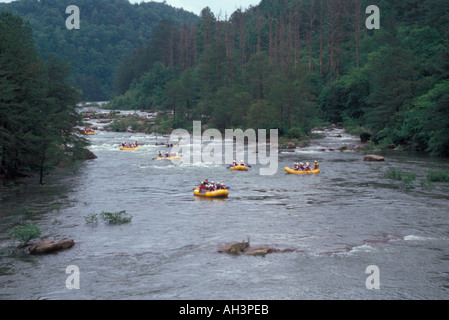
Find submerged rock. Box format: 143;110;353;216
29;239;75;255
218;242;296;256
363;154;385;162
218;242;249;254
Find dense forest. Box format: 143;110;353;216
1;0;449;165
0;0;199;101
108;0;449;157
0;11;88;183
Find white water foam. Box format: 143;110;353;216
403;235;435;241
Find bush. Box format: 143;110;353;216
8;223;42;243
427;170;449;182
287;127;305;139
383;168;403;180
100;210;132;224
84;213;99;225
383;168;417;190
401;173;417;190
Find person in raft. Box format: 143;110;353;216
198;180;228;192
199;179;209;191
293;162;310;171
240;160;246;167
216;182;226;190
232;158;238;167
314;161;319;170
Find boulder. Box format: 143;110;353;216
218;242;249;254
243;246;273;256
363;154;385;162
84;149;98;160
360;132;372;143
218;242;297;256
287;142;296;149
29;239;75;255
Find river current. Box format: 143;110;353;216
1;108;448;300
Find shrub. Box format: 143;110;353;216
383;168;416;190
84;213;99;225
383;167;403;180
8;223;42;243
400;173;417;190
100;210;132;224
287;127;305;139
427;170;449;182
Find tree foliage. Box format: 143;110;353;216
0;0;198;101
107;0;449;156
3;0;449;157
0;11;87;183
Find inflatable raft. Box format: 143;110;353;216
193;188;229;198
284;167;320;174
120;145;139;151
157;155;182;160
230;165;248;171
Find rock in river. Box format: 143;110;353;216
29;239;75;255
218;242;297;256
363;154;385;162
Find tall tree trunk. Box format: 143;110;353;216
268;15;273;60
307;0;316;71
319;0;323;75
39;144;46;185
355;0;361;69
336;0;342;80
295;0;301;66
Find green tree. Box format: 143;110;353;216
0;12;87;183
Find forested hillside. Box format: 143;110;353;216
0;12;88;183
108;0;449;156
0;0;198;101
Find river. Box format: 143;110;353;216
1;108;449;300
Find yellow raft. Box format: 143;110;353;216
193;188;229;198
284;167;320;174
230;165;248;171
157;155;182;160
120;145;139;151
84;130;95;135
